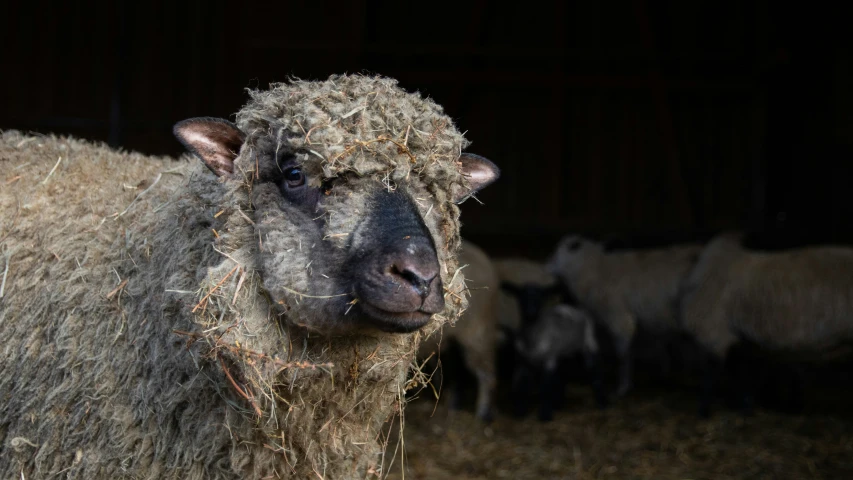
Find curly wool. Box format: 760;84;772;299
233;73;472;334
0;75;479;480
236;74;469;191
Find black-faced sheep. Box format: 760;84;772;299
492;258;564;378
417;239;499;422
545;234;702;397
679;232;853;417
494;258;562;334
512;303;606;421
0;74;499;479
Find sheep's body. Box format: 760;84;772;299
680;233;853;360
418;240;499;421
0;133;401;479
0;75;499;479
680;232;853;416
0;135;249;478
546;235;702;396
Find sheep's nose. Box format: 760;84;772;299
357;240;445;316
353;232;445;332
386;259;438;299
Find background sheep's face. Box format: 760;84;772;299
546;234;604;278
174;117;499;334
501;282;562;326
514;304;587;366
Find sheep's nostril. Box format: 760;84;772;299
356;240;444;317
390;264;435;298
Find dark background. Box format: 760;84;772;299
2;1;851;259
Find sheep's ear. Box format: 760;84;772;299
173;117;245;177
454;153;500;204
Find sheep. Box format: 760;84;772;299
489;258;581;409
492;258;564;376
494;258;564;333
512;303;606;421
678;231;853;417
545;234;703;397
0;74;500;479
417;239;499;422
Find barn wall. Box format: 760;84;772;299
2;1;849;258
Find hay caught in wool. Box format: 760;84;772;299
0;74;481;479
236;75;469;191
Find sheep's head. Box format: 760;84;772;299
514;304;591;368
173;74;499;335
500;281;563;326
545;234;604;279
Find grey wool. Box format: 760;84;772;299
0;74;497;479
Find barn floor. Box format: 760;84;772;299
384;372;853;480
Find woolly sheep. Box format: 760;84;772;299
679;231;853;417
0;74;500;479
512;303;606;421
545;234;702;397
417;239;499;422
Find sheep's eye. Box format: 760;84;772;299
284;167;305;188
566;240;582;251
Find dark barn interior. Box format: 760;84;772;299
3;1;853;478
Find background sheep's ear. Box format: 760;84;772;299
173;117;245;177
453;153;500;204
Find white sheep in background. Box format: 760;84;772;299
546;234;703;397
679;231;853;417
418;239;500;422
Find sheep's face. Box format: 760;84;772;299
514;304;588;367
545;234;604;279
501;282;562;326
174;117;499;334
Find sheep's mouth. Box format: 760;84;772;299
357;301;433;333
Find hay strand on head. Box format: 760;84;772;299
40;156;62;184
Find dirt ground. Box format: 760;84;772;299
384;364;853;480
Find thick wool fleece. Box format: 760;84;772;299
1;74;478;480
233;74;470;335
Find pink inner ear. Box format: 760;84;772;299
452;153;500;203
465;164;496;184
183;130;236;164
174;118;245;177
459;153;500;189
